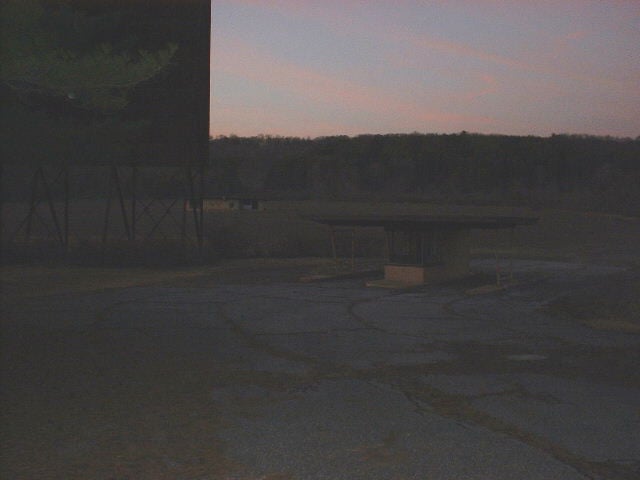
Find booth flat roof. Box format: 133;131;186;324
306;213;538;229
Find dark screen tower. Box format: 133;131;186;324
1;0;212;256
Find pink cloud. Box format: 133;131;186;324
564;30;587;41
461;74;499;102
212;1;640;137
386;24;637;94
401;32;531;71
212;37;496;134
322;4;638;94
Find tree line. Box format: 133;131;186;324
208;133;640;214
4;132;639;216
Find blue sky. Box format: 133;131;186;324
210;1;640;138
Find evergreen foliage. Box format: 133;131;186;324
1;0;182;167
0;0;177;112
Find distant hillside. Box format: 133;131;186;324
208;133;640;215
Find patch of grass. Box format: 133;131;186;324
4;202;640;262
581;319;640;334
0;258;337;302
470;247;573;262
546;276;640;334
0;265;212;299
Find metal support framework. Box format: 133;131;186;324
12;165;69;249
100;163;206;252
6;162;206;259
1;0;211;262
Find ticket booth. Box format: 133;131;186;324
307;213;537;286
384;227;471;284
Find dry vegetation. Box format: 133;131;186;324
546;272;640;333
3;200;640;265
2;202;639;479
205;201;640;264
4;200;640;337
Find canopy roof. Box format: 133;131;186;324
305;213;538;230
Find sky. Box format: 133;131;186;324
210;0;640;139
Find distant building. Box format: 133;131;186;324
204;198;265;211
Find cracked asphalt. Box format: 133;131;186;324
1;259;639;479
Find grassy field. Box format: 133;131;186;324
0;257;338;304
3;200;640;264
3;200;640;335
205;201;640;264
545;270;640;333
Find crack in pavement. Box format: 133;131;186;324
212;284;639;479
5;263;637;479
389;374;627;480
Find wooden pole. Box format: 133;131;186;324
40;167;64;246
131;165;137;241
181;196;187;247
0;162;3;257
113;166;131;241
63;166;69;250
508;227;514;283
199;161;205;252
25;167;41;243
186;165;201;248
384;230;391;261
351;228;356;271
330;225;337;265
101;167;114;250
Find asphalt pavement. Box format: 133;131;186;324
1;260;639;479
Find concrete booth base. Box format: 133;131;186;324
383;263;460;285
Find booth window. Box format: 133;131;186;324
389;230;441;265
